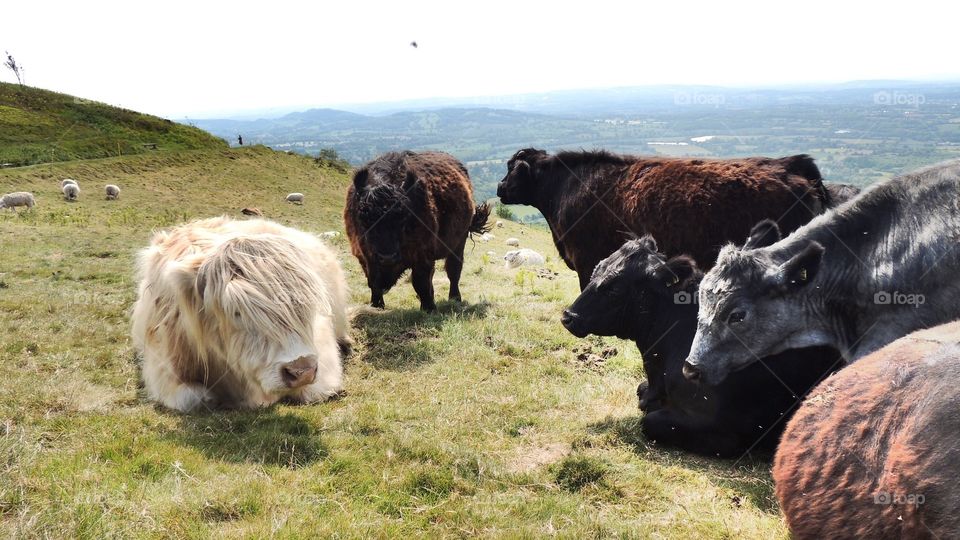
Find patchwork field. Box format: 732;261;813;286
0;146;785;538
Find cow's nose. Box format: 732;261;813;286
377;251;401;264
682;361;701;382
560;309;577;328
282;355;318;388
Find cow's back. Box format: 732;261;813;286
774;321;960;539
616;156;825;268
405;151;475;259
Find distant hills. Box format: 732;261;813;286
0;82;226;167
191;82;960;205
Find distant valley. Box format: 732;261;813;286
191;83;960;219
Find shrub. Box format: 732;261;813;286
495;201;515;221
314;148;351;173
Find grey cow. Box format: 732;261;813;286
684;159;960;384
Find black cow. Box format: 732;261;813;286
344;151;490;311
686;159;960;385
824;182;862;206
561;236;840;457
496;149;831;290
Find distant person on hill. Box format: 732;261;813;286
238;134;243;146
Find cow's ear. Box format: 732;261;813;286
638;234;658;253
744;219;781;250
402;170;420;191
778;241;824;288
353;168;369;189
514;159;531;177
656;256;697;289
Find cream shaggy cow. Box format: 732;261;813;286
131;216;351;412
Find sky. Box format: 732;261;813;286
3;0;958;118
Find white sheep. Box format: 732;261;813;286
60;178;77;189
320;231;341;239
105;185;121;200
0;192;36;210
480;232;495;242
62;183;80;201
286;193;304;204
496;220;504;228
505;237;520;247
504;248;546;269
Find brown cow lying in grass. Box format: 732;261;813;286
344;150;490;311
497;149;834;289
774;321;960;539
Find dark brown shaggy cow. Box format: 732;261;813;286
497;149;832;289
774;322;960;539
344;151;490;311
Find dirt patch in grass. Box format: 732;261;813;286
507;442;571;474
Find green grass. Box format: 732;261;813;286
0;82;226;167
0;147;786;537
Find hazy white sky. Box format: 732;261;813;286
3;0;958;118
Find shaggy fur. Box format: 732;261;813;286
105;184;121;200
62;183;80;201
775;322;960;539
130;216;351;412
286;193;304;204
497;148;830;289
562;236;840;457
0;192;35;210
686;159;960;384
344;151;490;311
60;178;77;189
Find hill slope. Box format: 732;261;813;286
0;82;227;167
0;147;785;537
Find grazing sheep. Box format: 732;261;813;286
60;178;77;189
319;231;341;240
480;232;495;242
62;183;80;201
105;184;121;200
505;237;520;247
130;216;352;412
241;207;263;216
504;248;545;269
496;220;504;228
286;192;304;204
0;192;36;210
774;322;960;539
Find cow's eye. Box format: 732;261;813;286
604;281;622;294
727;310;746;325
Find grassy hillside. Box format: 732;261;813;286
0;82;227;167
0;147;785;538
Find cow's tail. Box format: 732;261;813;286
470;202;492;235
